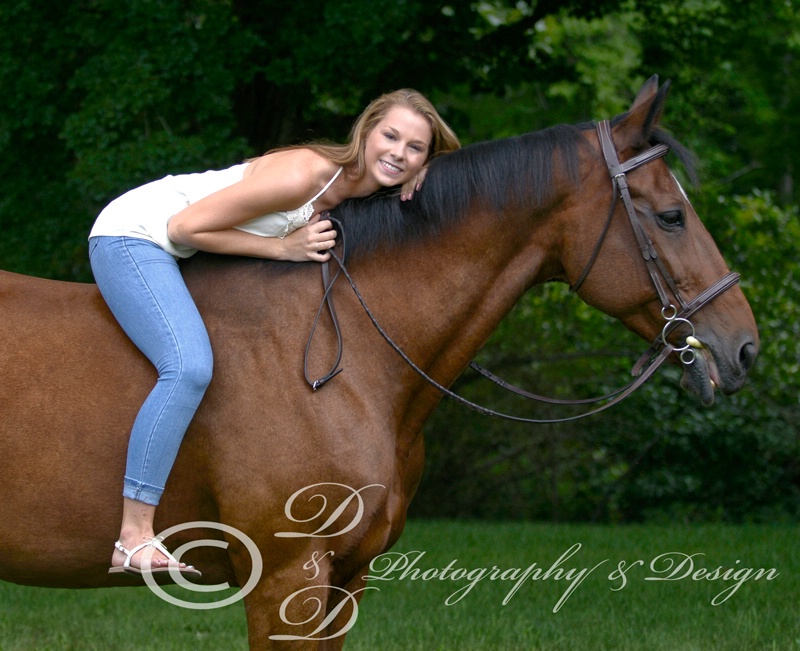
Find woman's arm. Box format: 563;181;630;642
167;150;338;261
170;218;337;261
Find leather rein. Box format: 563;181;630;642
304;120;740;424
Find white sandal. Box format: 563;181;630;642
108;537;202;576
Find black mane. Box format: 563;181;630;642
331;120;695;259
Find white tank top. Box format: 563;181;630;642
89;164;343;259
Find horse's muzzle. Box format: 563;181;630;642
680;330;759;405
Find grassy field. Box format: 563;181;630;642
0;521;796;650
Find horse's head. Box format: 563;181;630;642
564;76;758;405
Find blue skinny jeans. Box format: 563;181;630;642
89;236;213;506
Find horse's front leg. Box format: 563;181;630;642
315;566;377;651
239;543;341;650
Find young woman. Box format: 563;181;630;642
90;89;460;576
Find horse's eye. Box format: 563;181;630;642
658;210;684;229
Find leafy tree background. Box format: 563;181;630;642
1;0;797;522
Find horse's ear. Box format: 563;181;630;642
613;75;671;151
629;74;660;113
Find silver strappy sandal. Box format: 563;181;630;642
108;537;201;576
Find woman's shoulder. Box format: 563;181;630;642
237;149;344;208
245;148;338;187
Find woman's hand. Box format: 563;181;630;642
400;165;428;201
281;213;337;262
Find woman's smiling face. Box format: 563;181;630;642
363;106;433;187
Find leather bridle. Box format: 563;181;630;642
572;120;739;362
304;120;741;423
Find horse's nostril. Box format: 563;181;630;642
739;341;757;372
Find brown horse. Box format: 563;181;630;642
0;77;757;648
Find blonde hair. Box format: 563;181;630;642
276;89;460;179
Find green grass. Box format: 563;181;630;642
0;522;797;650
347;522;800;651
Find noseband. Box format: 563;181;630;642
305;121;741;424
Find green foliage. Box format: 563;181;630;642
634;0;800;201
61;0;254;199
0;0;254;279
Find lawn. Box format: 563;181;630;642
0;521;796;650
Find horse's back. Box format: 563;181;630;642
0;269;152;414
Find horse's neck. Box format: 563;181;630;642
181;210;557;402
348;208;557;395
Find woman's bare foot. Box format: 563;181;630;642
108;498;199;575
